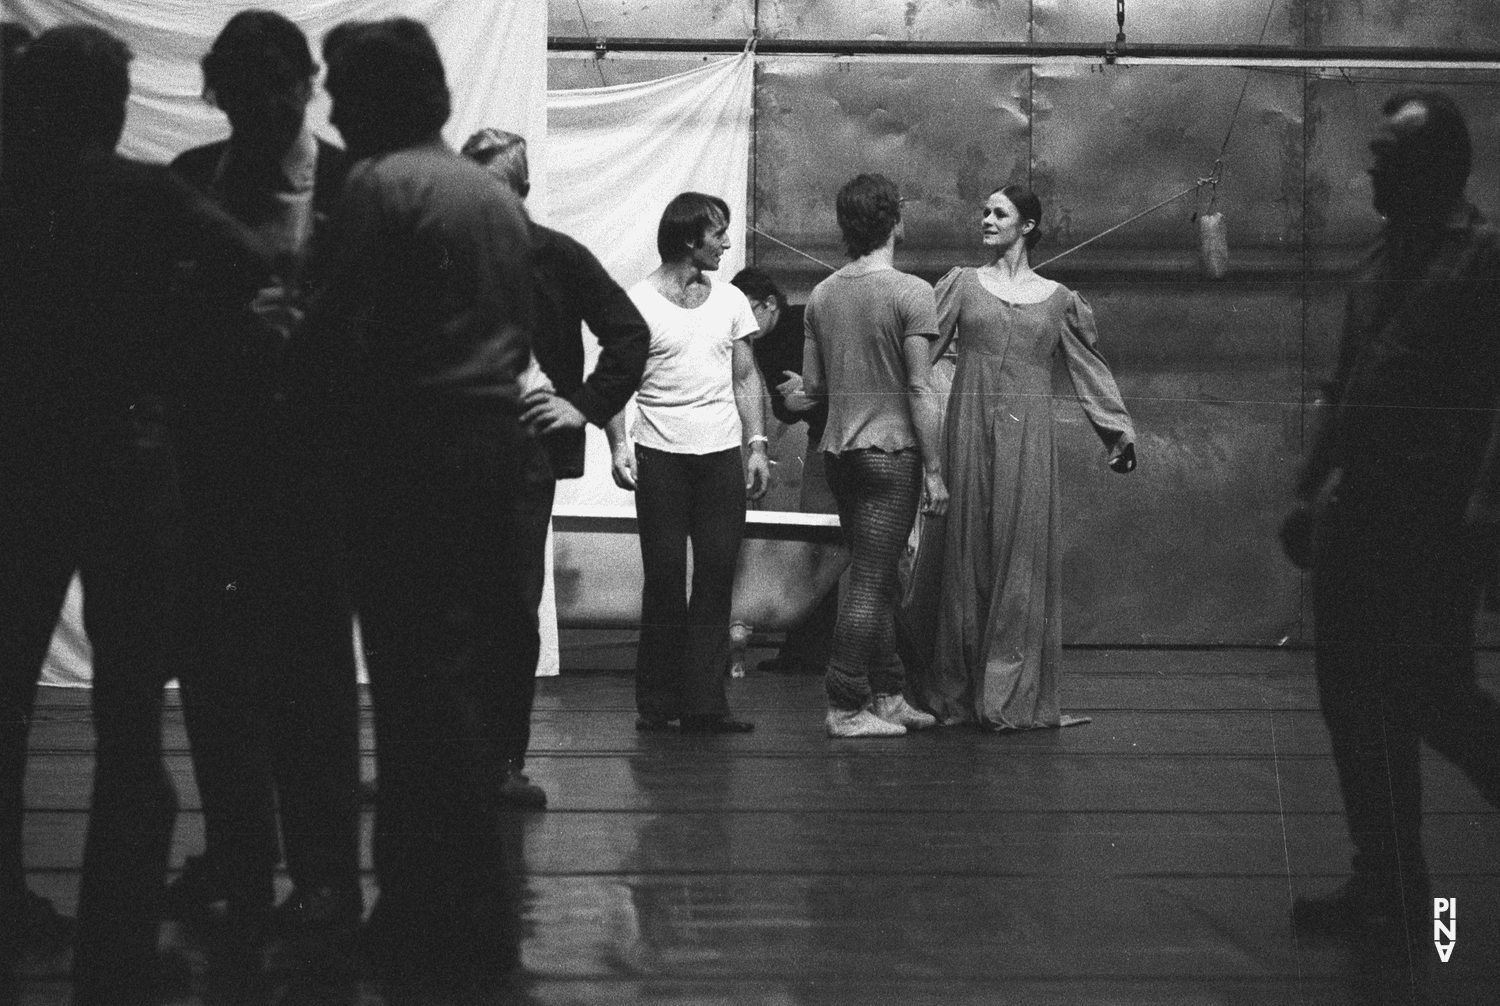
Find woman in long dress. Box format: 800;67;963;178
920;184;1136;730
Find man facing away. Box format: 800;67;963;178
315;18;535;996
1284;90;1500;950
460;127;649;808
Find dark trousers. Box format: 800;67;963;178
823;448;921;711
498;437;555;769
0;416;182;997
633;445;745;721
349;411;540;985
175;410;361;908
1312;467;1500;901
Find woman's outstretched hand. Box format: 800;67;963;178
1108;442;1136;474
921;469;949;516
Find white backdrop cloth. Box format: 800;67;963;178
4;0;548;211
546;53;756;509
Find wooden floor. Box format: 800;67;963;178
16;648;1500;1004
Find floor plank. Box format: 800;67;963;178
18;649;1500;1005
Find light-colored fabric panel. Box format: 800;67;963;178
6;0;546;195
547;52;755;507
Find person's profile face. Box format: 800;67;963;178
328;90;377;158
750;297;780;337
691;218;730;272
981;191;1031;252
1369;100;1428;219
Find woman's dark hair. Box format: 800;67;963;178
835;173;901;259
729;267;784;307
324;18;450;154
10;24;132;160
657;192;729;262
201;10;315;113
1383;90;1471;205
996;183;1044;252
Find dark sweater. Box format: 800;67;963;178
529;222;649;478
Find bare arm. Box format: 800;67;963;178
902;334;949;516
605;409;636;491
733;338;770;500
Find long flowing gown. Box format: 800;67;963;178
918;267;1134;729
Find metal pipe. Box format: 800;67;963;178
547;36;1500;70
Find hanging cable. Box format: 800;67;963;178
748;225;838;271
1033;180;1206;270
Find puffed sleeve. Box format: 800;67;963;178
1061;290;1135;449
932;266;965;363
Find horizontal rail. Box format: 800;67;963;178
547;36;1500;70
553;505;843;543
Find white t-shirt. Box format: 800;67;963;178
627;276;761;454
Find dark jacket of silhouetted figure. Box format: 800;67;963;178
1285;90;1500;936
0;24;270;1004
314;17;534;996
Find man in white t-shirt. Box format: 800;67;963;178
606;192;769;734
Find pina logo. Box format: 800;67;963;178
1433;898;1457;962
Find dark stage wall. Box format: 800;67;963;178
548;1;1500;646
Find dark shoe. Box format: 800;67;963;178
271;885;363;940
635;715;678;733
22;889;74;953
202;910;273;1006
73;948;193;1006
1293;875;1427;940
165;853;227;924
497;763;547;810
680;714;754;734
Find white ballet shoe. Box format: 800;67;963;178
872;694;937;730
826;707;906;738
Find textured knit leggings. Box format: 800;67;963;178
822;447;922;711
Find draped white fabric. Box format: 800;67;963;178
4;0;548;208
547;53;756;508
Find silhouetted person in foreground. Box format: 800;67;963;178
315;19;534;998
461;127;649;809
164;8;363;983
0;24;269;1006
1284;90;1500;950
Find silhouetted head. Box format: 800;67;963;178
462;127;529;199
8;24;132;181
835;173;901;259
1370;90;1471;223
201;10;316;150
657;191;731;269
324;18;449;159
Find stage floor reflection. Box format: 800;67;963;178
18;649;1500;1005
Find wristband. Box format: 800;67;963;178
747;435;769;444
